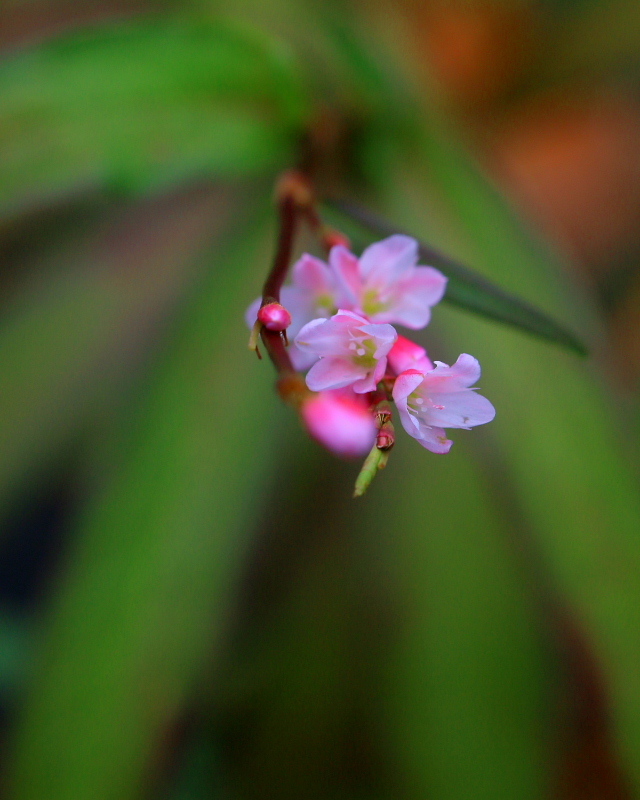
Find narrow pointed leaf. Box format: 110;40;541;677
0;17;308;214
326;198;587;355
0;188;237;522
8;201;278;800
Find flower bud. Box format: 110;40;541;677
323;228;351;250
301;391;376;458
387;335;434;375
258;302;292;331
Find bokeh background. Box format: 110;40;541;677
1;1;640;798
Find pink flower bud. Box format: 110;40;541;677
387;335;434;375
322;229;351;250
258;302;292;331
301;391;376;458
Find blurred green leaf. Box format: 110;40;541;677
363;434;552;800
0;17;308;213
0;187;234;521
385;116;640;796
8;200;278;800
549;0;640;82
327;199;587;355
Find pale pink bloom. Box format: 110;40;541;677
387;335;434;375
295;310;397;394
301;390;376;458
392;354;495;453
330;235;447;329
245;254;346;370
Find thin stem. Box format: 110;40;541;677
259;190;300;375
262;194;297;303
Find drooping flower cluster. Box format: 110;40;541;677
248;235;495;458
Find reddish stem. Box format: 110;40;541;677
259;192;299;376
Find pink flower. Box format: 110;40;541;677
245;254;346;370
301;390;376;458
295;310;397;393
330;235;447;329
392;354;495;453
387;335;434;375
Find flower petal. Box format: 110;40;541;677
425;390;496;429
415;425;453;454
329;245;361;306
384;267;448;328
420;354;482;393
392;369;426;402
387;336;433;375
292;253;335;298
353;356;387;393
305;356;368;391
359;322;398;357
358;235;418;284
294;316;352;357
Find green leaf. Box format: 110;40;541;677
362;435;552;800
326;198;587;355
385;121;640;796
0;17;308;213
0;188;236;521
7;200;278;800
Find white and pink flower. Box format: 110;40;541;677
330;235;447;329
247;235;496;459
294;310;397;393
392;354;495;453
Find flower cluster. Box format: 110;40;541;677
248;235;495;459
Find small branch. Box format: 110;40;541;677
258;174;308;375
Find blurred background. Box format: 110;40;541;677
1;1;640;798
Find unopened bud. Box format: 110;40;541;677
258;302;292;332
376;429;395;451
322;228;351;250
387;335;433;375
301;392;376;459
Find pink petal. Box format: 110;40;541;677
420;354;482;393
395;402;421;438
359;322;398;357
353;356;387;393
385;267;448;328
358;235;418;284
294;316;352;357
329;245;361;306
305;356;368;392
292;253;335;296
388;336;433;375
392;369;426;402
422;390;496;429
415;425;453;454
289;346;319;372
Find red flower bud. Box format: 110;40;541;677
258;302;292;331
